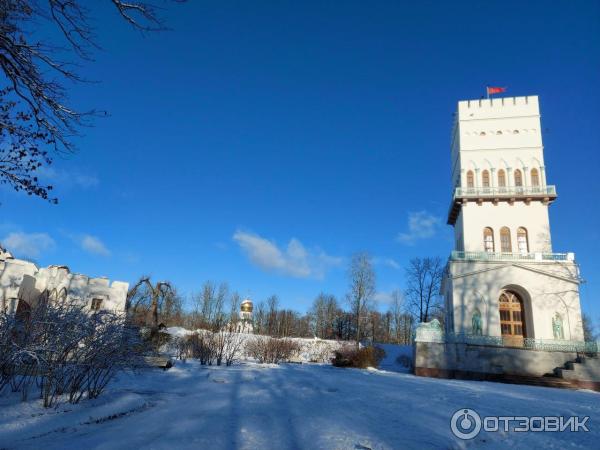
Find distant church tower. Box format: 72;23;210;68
443;95;584;343
236;298;254;334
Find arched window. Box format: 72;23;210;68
497;169;506;187
531;168;540;186
514;169;523;187
496;130;502;135
517;227;529;253
479;131;486;136
482;170;490;188
500;227;512;252
483;227;495;252
466;170;474;188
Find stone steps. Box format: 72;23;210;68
552;356;600;389
496;374;575;390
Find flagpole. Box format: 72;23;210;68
486;86;489;99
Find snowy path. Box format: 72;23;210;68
1;361;599;449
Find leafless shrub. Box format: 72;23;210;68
246;337;301;364
331;345;386;369
0;298;142;408
186;332;214;365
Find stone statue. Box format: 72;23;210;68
552;314;564;340
472;310;482;336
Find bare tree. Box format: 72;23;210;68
347;252;376;348
582;313;597;342
0;0;184;201
310;293;340;339
127;276;174;339
266;294;278;336
228;291;241;329
405;257;444;323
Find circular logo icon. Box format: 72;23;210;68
450;408;482;440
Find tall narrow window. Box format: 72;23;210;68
517;227;529;253
482;170;490;188
500;227;512;252
483;227;494;252
531;168;540;186
498;169;506;187
466;170;474;188
514;169;523;187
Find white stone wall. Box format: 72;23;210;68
446;260;584;341
458;202;552;253
0;251;128;315
451;96;545;188
451;95;551;251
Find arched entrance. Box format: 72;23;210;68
499;290;526;347
15;299;31;322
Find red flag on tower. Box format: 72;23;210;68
487;86;507;96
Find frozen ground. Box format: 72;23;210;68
1;361;599;449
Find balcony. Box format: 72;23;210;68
450;251;575;263
447;185;557;224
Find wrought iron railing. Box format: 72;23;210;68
454;185;557;198
443;333;598;354
450;251;574;262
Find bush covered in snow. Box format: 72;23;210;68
0;299;142;408
331;345;386;369
172;330;245;366
245;337;301;364
166;327;345;365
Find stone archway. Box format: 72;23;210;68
499;290;527;347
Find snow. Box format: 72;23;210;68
375;343;413;372
1;361;599;449
165;326;193;338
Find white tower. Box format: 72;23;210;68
443;95;584;343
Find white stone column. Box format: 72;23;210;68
490;168;496;188
474;168;480;187
540;166;547;186
506;167;513;186
522;166;529;186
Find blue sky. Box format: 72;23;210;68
1;1;599;317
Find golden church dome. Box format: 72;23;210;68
240;299;253;313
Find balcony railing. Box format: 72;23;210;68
450;251;575;262
415;327;599;353
447;185;557;225
444;333;598;353
454;185;557;199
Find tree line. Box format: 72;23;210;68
127;254;445;345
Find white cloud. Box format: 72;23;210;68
79;235;110;256
233;230;342;279
2;232;55;259
38;167;99;189
396;211;441;245
373;291;393;304
374;257;401;270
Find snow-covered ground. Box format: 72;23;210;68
1;361;599;449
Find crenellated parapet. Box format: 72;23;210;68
0;250;128;315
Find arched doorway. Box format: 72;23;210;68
499;290;526;347
15;299;31;322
